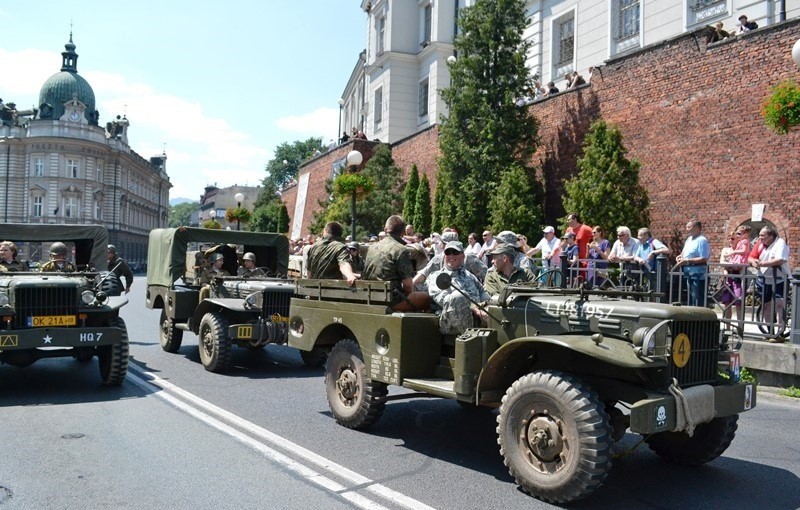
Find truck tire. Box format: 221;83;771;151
497;371;612;504
325;339;387;429
98;317;129;386
645;414;739;465
97;272;122;297
198;312;231;372
300;347;328;368
159;309;183;353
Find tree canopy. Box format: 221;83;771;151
263;137;324;190
168;201;199;228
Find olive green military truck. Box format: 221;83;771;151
146;228;325;372
288;276;756;504
0;224;128;386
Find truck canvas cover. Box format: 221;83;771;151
0;223;109;271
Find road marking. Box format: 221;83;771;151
127;369;436;510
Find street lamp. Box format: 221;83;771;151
0;137;15;223
346;149;363;239
234;192;245;231
337;98;345;144
209;209;217;224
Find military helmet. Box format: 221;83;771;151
107;244;117;253
209;253;224;262
243;252;256;262
50;242;68;256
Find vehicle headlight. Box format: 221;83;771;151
0;292;8;306
81;290;96;305
244;292;260;309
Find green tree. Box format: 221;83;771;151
414;174;432;235
488;164;542;238
562;120;650;236
402;164;420;228
168;201;198;228
435;0;541;235
250;201;290;233
263;137;324;190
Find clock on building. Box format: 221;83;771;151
68;109;83;122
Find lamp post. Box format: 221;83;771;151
234;192;244;231
0;137;14;223
337;98;345;144
346;149;363;239
208;209;217;228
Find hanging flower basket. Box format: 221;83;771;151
203;219;222;229
333;173;375;198
225;206;252;224
762;80;800;135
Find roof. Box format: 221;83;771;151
38;36;96;122
0;223;108;270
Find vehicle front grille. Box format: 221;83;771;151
670;320;720;387
263;289;292;319
13;286;78;329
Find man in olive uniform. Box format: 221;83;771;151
0;241;27;272
40;242;76;272
483;243;537;297
199;252;230;285
307;222;357;285
238;252;265;278
107;244;134;293
427;241;489;335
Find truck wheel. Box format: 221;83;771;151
497;371;612;504
645;415;739;465
325;339;387;429
198;312;231;372
159;309;183;353
97;272;122;297
300;347;328;368
98;317;129;386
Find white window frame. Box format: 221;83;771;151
94;196;103;220
686;0;729;28
96;164;102;183
377;16;386;55
418;78;430;117
67;158;79;179
33;157;44;177
421;2;432;47
374;87;383;130
551;8;576;80
32;194;44;217
611;0;642;55
64;195;78;219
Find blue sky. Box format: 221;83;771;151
0;1;366;200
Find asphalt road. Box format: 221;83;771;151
1;276;798;510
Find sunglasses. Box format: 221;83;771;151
444;250;461;255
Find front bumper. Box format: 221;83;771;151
0;327;125;350
629;382;756;434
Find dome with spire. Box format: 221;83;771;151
38;34;97;124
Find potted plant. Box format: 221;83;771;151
332;172;375;197
225;206;252;224
762;79;800;135
203;219;222;229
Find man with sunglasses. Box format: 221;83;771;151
427;241;489;335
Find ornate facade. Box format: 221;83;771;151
0;35;171;267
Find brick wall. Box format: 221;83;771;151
283;19;800;262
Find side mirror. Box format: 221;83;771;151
435;272;452;290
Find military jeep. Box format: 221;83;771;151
146;227;319;372
0;224;129;386
288;278;756;504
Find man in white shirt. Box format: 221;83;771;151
749;226;790;341
527;226;561;268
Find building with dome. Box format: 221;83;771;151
0;35;171;268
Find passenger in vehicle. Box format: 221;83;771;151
40;242;76;272
200;252;230;285
427;241;489;335
238;252;265;278
0;241;27;272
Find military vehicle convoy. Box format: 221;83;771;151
145;228;326;372
0;224;128;386
287;276;756;503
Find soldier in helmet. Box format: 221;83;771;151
40;242;76;272
107;244;134;293
238;252;265;278
199;252;230;285
0;241;27;272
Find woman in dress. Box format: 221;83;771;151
587;226;610;287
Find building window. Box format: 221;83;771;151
374;87;383;129
67;159;79;178
33;158;44;177
418;78;429;117
97;164;102;183
422;4;432;46
553;11;575;78
94;196;103;220
32;195;43;217
687;0;727;25
377;16;386;55
616;0;640;41
64;196;78;218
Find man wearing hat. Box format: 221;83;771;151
307;221;357;285
495;230;535;271
199;252;230;285
107;244;134;293
427;241;489;335
238;252;265;278
483;243;537;297
40;242;76;272
412;230;487;289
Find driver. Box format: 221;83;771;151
238;252;265;278
426;241;488;335
40;242;76;272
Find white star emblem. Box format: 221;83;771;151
43;335;53;344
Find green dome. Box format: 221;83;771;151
37;36;97;124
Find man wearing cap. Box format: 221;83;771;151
527;226;561;268
238;252;265;278
494;230;535;271
346;242;364;273
199;252;230;285
40;242;76;272
427;241;489;335
107;244;134;293
412;231;487;288
483;243;537;297
307;221;357;285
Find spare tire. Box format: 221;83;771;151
96;271;122;296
